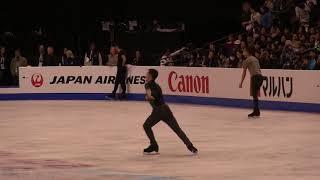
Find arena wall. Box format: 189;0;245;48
0;66;319;113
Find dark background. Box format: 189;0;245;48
0;0;245;58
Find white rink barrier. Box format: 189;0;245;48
0;66;319;112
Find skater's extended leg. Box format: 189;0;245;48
164;113;192;146
143;112;161;146
164;113;198;153
162;105;197;153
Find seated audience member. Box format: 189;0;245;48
44;46;60;66
31;44;46;67
0;46;11;86
10;49;28;85
64;50;80;66
131;50;144;65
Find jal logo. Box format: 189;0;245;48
31;73;44;87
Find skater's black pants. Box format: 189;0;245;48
251;74;265;111
143;104;193;146
112;67;127;95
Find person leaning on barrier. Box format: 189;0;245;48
107;46;127;99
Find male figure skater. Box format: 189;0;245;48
143;69;198;154
239;47;266;117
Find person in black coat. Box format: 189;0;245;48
43;46;60;66
30;44;46;67
0;46;11;86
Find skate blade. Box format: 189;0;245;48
105;96;115;100
248;116;260;119
190;152;198;156
143;152;160;155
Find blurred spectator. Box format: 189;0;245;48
229;55;239;68
160;49;172;66
260;7;272;29
131;50;144;65
264;0;274;11
84;42;102;66
10;49;28;85
61;48;68;65
236;50;244;68
0;46;11;86
219;53;229;68
107;46;119;66
242;8;261;31
295;2;311;26
307;50;317;69
300;57;309;69
64;50;80;66
30;44;46;67
43;46;59;66
224;34;235;57
315;56;320;70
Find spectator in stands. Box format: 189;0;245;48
270;42;282;68
31;44;46;67
160;49;171;66
219;53;229;68
225;34;235;57
209;43;215;53
131;50;144;65
280;35;287;46
240;41;247;50
194;52;203;67
64;50;80;66
264;0;274;11
242;8;261;31
10;49;28;85
43;46;59;66
0;46;11;86
307;50;317;70
295;2;311;26
315;56;320;70
84;42;102;66
260;48;271;68
270;25;281;40
260;6;272;29
301;57;309;69
188;52;196;67
229;54;239;68
61;48;68;65
236;50;244;68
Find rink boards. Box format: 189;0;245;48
0;66;319;112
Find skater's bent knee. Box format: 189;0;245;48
143;122;150;130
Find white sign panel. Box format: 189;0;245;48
0;66;318;105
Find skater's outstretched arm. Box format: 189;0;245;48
239;68;247;88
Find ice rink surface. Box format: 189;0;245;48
0;100;320;180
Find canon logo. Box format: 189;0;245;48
168;71;209;94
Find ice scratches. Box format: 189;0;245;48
0;150;94;173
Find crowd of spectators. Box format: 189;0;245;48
0;42;146;86
161;0;320;70
1;1;320;87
